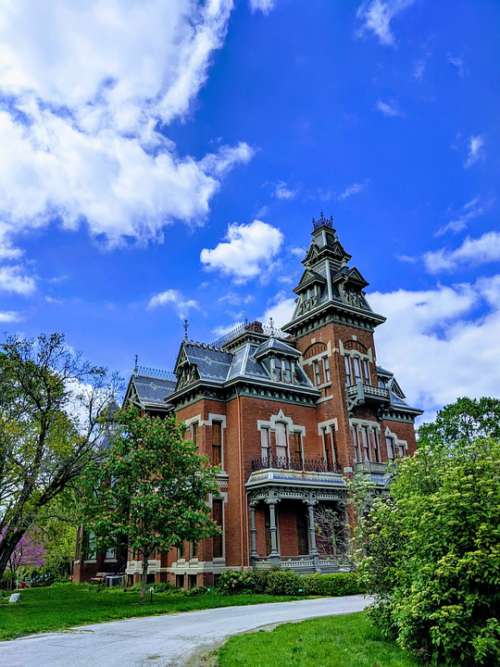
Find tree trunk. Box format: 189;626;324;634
0;526;25;581
140;553;149;602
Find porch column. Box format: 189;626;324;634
266;498;281;565
305;499;320;571
249;501;258;560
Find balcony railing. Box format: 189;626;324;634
251;455;341;474
346;382;390;410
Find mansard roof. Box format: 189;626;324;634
181;342;232;382
254;336;301;359
376;366;423;416
167;325;317;402
124;367;176;410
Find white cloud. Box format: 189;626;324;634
0;1;253;254
338;182;365;200
435;197;491;237
147;289;199;319
396;254;417;264
290;247;305;258
424;231;500;274
376;99;403;117
368;278;500;418
464;135;485;168
260;292;296;329
0;265;36;295
0;311;22;323
217;292;254;306
212;321;244;337
274;181;297;200
200;219;284;283
249;0;276;14
356;0;415;46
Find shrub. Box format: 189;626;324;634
355;398;500;666
216;569;363;597
302;572;363;596
264;569;303;595
216;569;256;594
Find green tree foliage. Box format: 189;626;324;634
82;407;220;600
0;333;117;579
356;397;500;665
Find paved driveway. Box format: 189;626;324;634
0;595;371;667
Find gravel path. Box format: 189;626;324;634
0;595;371;667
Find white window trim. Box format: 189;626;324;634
207;413;226;472
384;426;408;458
257;410;306;461
318;418;338;465
209;491;228;563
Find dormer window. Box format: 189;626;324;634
274;356;282;381
283;359;292;383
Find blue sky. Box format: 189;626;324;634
0;0;499;418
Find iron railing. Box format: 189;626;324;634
250;455;340;474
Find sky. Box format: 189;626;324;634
0;0;499;420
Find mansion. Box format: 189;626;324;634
74;214;422;587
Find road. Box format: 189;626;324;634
0;595;371;667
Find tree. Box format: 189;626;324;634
82;407;220;600
0;333;118;579
355;397;500;665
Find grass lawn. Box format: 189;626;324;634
0;584;301;641
218;611;419;667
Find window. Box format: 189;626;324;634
177;543;185;560
274;357;282;381
261;427;270;462
352;357;362;383
191;421;198;446
211;420;222;467
363;359;370;384
322;427;333;469
322;356;331;383
378;378;386;389
176;574;184;589
275;422;288;461
189;542;198;559
291;432;303;467
85;532;97;561
352;426;362;463
313;360;321;385
397;441;406;458
360;426;370;462
371;429;381;463
385;435;395;461
212;498;224;559
105;546;116;561
344;355;352;385
283;359;292;383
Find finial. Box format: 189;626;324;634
183;318;189;340
134;354;139;374
269;317;275;336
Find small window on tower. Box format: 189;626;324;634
283;359;292;383
322;356;331;383
353;357;362;383
313;360;321;385
344;355;352;386
363;359;370;383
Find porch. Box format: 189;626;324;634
246;466;350;573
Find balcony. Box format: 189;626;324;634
355;462;388;475
251;455;340;474
346;382;390;412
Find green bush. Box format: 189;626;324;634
303;572;363;596
356;398;500;666
216;569;256;593
264;570;304;595
216;568;363;597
